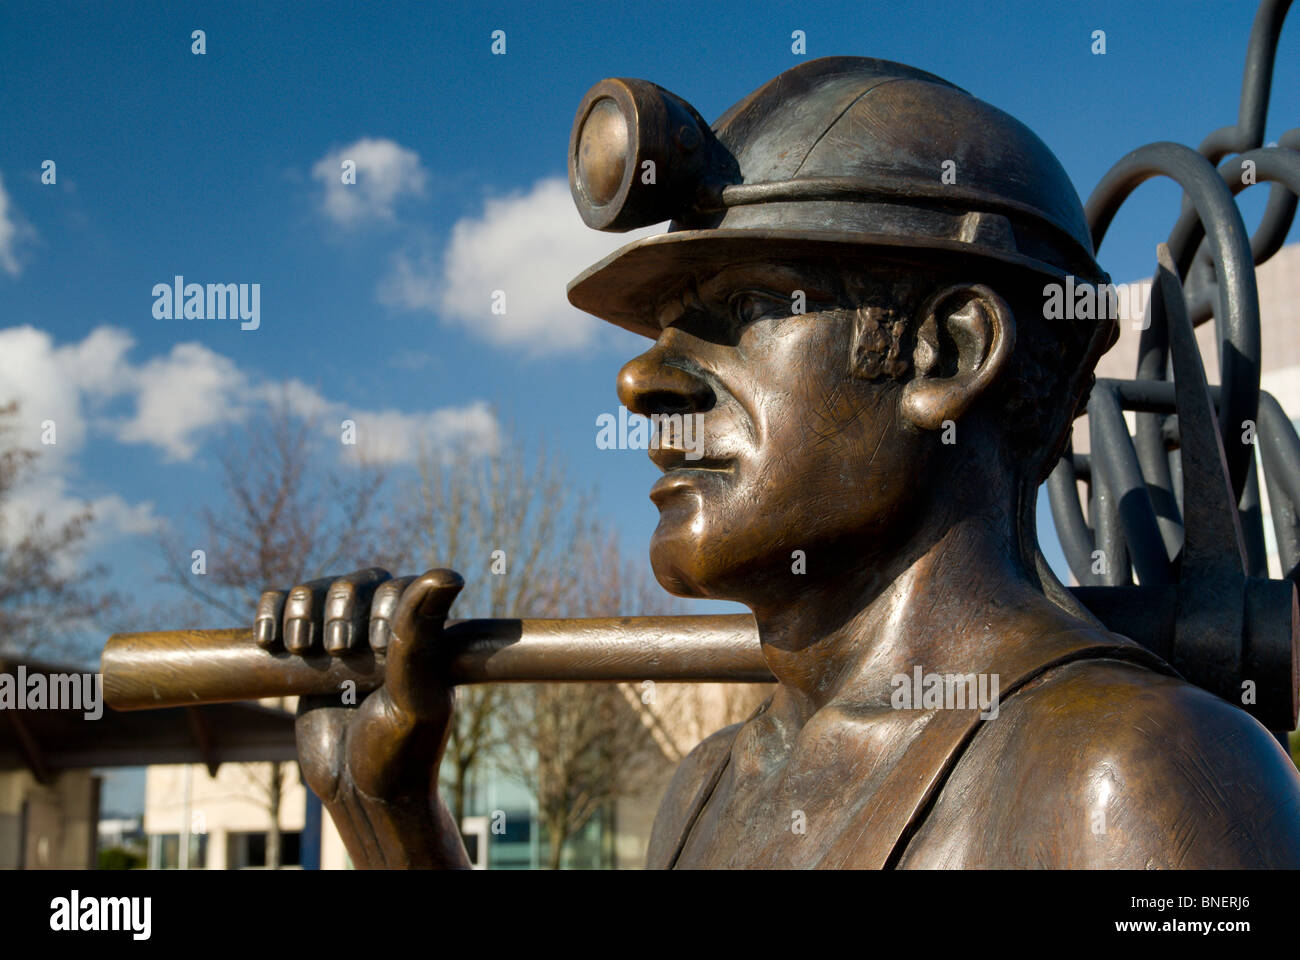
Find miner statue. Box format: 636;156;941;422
105;55;1300;868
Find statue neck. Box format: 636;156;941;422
750;506;1044;720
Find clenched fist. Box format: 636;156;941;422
253;567;471;868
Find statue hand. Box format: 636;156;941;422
254;567;470;868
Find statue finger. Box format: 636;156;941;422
254;589;287;649
368;576;417;654
322;567;391;655
282;576;337;655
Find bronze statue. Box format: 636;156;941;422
102;51;1300;868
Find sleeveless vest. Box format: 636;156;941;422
664;628;1176;869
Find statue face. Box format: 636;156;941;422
618;260;935;603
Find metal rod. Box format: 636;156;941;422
1047;452;1099;585
102;615;771;711
103;581;1198;713
1196;0;1293;162
1087;385;1172;584
1086;141;1261;501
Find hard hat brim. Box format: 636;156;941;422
567;228;1083;339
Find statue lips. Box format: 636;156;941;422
648;450;735;508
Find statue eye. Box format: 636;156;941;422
729;291;787;326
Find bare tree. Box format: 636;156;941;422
401;433;590;827
231;760;292;869
161;399;396;620
495;531;678;869
0;401;113;660
156;401;753;869
632;681;773;766
159;397;393;868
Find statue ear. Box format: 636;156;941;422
900;283;1015;431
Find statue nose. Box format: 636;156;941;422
617;350;714;416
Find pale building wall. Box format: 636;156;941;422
0;768;98;868
626;681;771;765
321;808;349;869
142;695;349;869
143;761;347;869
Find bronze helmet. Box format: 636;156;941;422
566;56;1108;339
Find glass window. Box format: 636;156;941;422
226;831;302;869
147;833;207;869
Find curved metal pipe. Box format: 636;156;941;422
1258;392;1300;578
1186;133;1300;323
1047;452;1100;585
1086;142;1260;502
1197;0;1294;162
1086;385;1172;585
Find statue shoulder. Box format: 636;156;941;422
900;653;1300;868
644;721;746;869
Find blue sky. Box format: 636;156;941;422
1;0;1298;672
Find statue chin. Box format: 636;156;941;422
648;533;706;599
649;524;745;603
650;524;775;605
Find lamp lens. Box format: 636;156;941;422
577;97;630;206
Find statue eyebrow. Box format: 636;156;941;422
698;270;782;299
654;272;839;329
697;269;837;305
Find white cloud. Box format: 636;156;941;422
377;245;441;313
90;494;161;536
4;482;161;545
116;342;249;461
58;326;136;397
250;380;500;466
0;326;250;465
0;171;32;276
0;325;157;546
0;325;133;459
311;137;427;227
379;176;661;354
0;326;249;465
257;378;334;421
341;402;501;465
0;324;501;553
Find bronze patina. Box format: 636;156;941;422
102;31;1300;868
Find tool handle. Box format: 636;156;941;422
101;614;770;711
